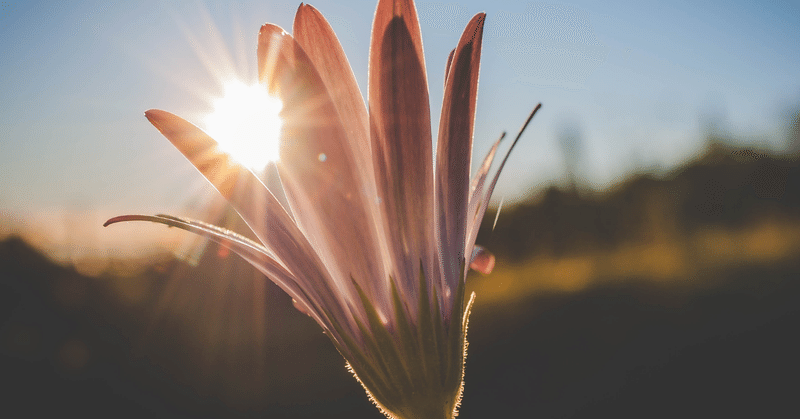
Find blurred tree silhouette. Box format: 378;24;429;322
557;117;585;192
479;143;800;262
787;107;800;156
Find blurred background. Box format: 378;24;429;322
2;0;799;418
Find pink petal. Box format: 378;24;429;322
368;0;437;304
293;4;373;180
257;24;387;311
371;0;427;76
465;132;504;259
436;13;486;293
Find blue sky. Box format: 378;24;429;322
1;0;799;250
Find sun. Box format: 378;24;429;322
204;80;283;171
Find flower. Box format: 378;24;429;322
106;1;539;418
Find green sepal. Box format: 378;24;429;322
415;262;443;386
389;274;421;371
351;277;415;409
320;305;397;411
320;264;473;419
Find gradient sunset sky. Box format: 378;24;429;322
1;0;799;255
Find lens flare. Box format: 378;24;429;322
204;80;282;171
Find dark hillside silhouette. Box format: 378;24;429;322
2;146;800;418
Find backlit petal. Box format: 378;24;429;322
257;24;388;315
369;0;436;308
465;132;504;261
293;5;373;182
436;13;486;299
104;214;326;329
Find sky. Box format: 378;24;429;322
1;0;799;256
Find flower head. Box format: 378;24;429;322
106;1;538;418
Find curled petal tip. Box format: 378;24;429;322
469;246;495;275
143;108;162;118
104;215;143;227
143;109;169;132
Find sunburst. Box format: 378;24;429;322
204;80;282;171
